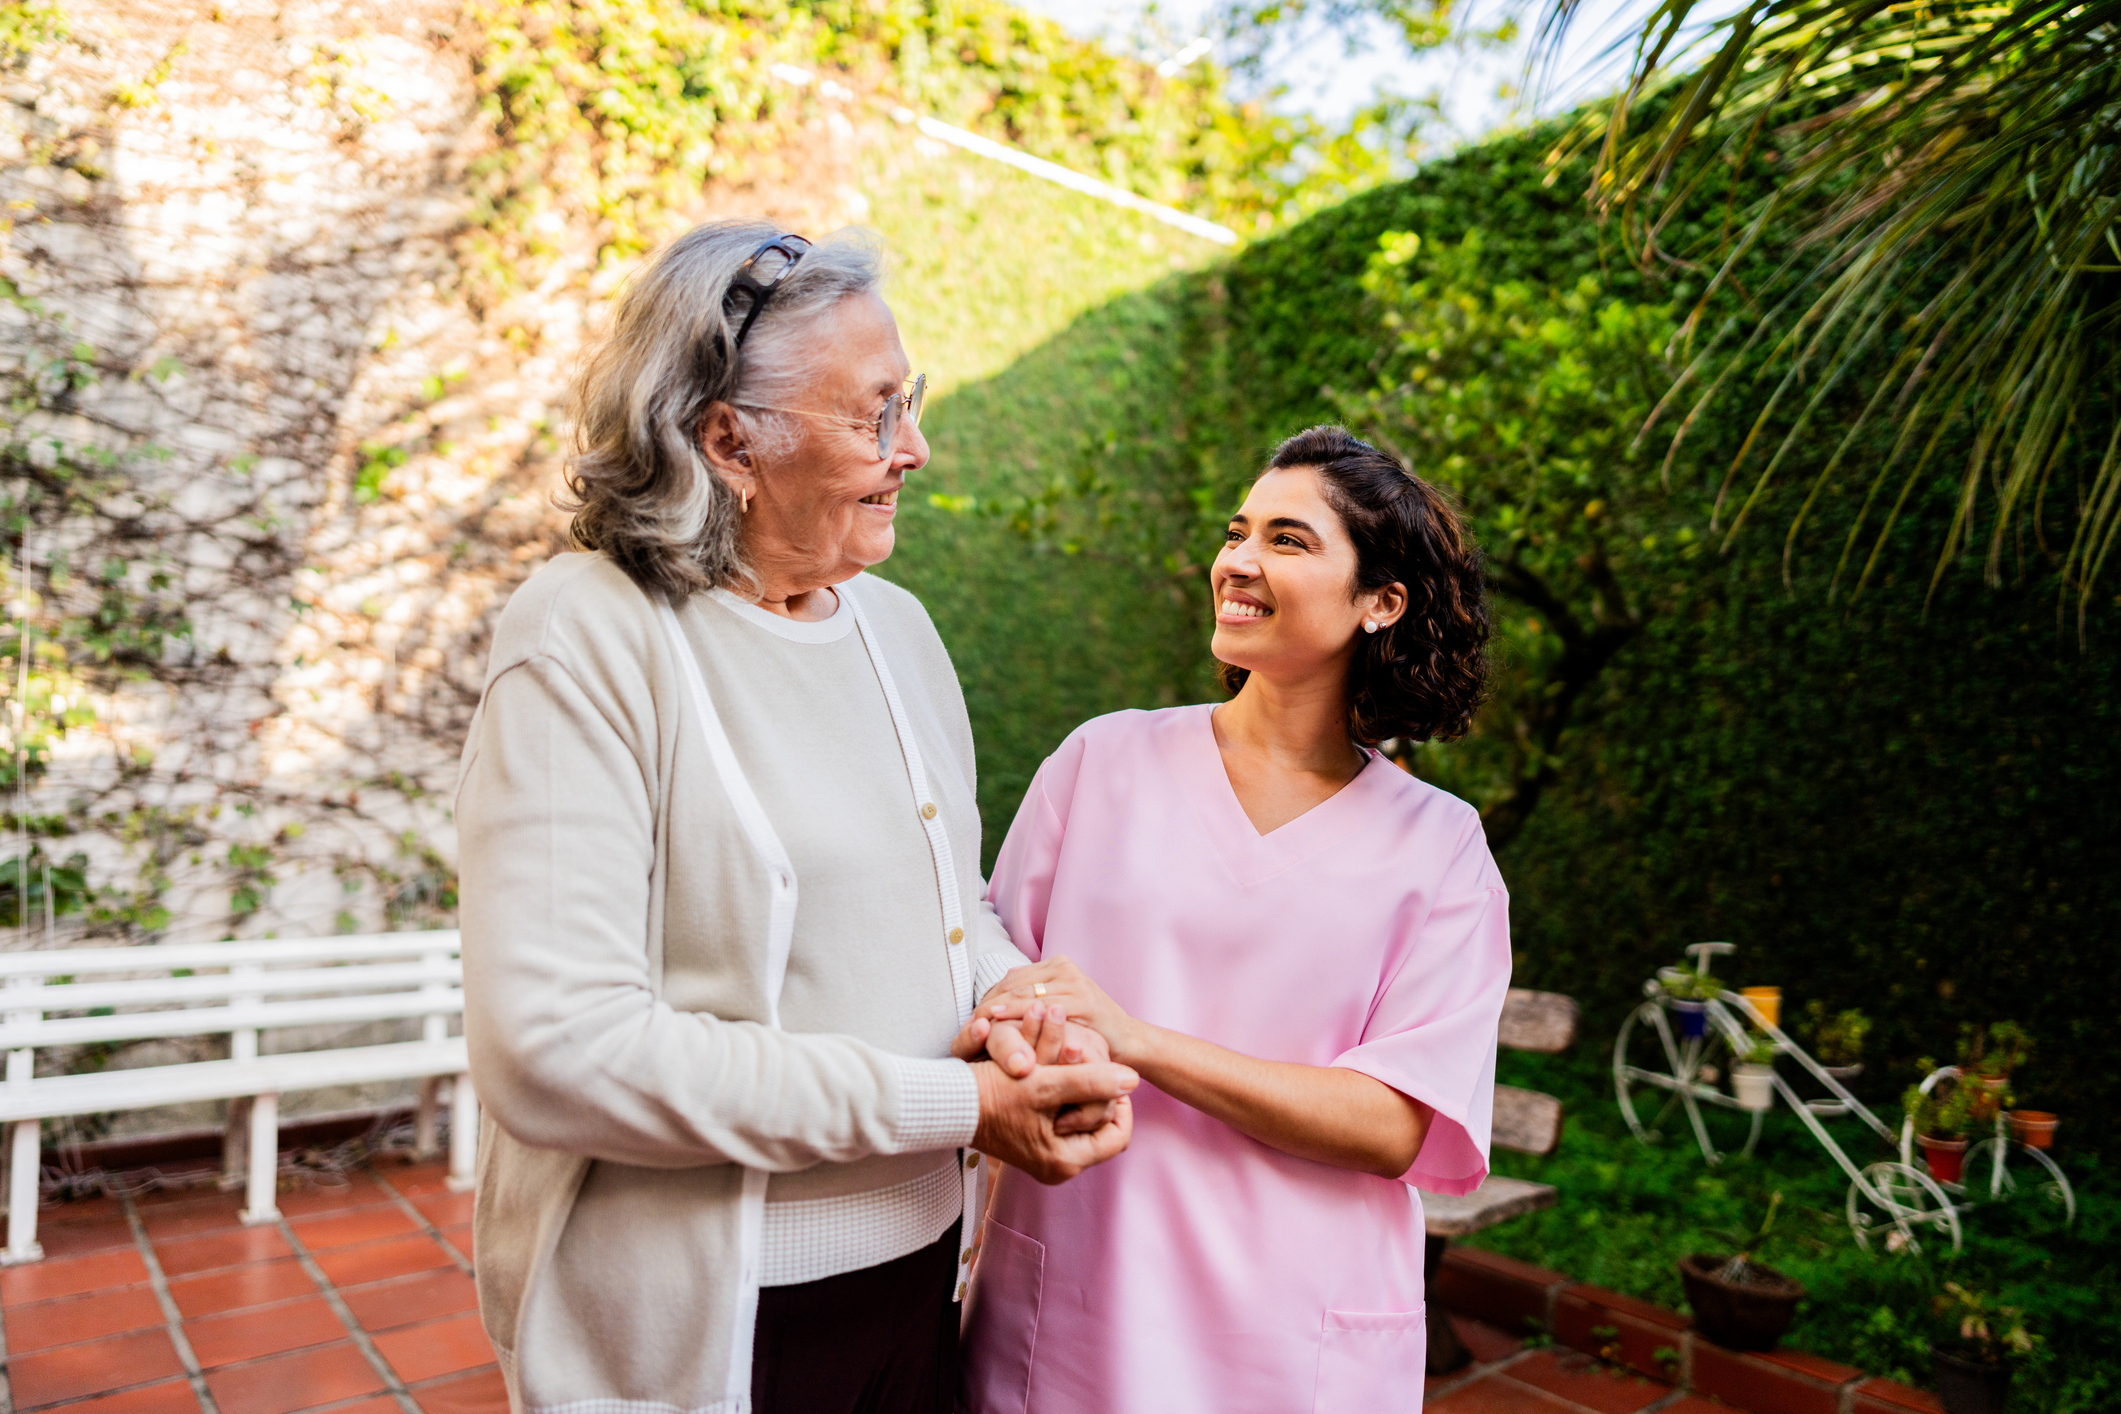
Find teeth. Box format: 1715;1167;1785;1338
1220;600;1269;619
861;490;898;506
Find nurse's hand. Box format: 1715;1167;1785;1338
969;1057;1136;1185
953;1001;1101;1074
952;1005;1117;1133
979;957;1146;1066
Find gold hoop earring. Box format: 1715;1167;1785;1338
739;486;751;514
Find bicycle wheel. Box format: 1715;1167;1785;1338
1966;1139;2077;1224
1848;1161;1963;1254
1613;999;1762;1163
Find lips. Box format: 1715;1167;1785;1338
1217;588;1272;620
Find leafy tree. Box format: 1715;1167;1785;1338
1335;228;1689;846
1221;0;2121;616
1548;0;2121;623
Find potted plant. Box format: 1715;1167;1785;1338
1805;1001;1870;1080
1662;961;1723;1038
1928;1282;2036;1414
1904;1073;1976;1185
1959;1021;2032;1091
1678;1192;1805;1351
1732;1033;1777;1112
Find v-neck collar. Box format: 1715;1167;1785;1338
1177;703;1393;885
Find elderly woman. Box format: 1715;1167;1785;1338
455;221;1137;1414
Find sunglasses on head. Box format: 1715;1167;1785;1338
725;234;814;350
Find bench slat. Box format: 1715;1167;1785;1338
0;990;465;1050
1492;1084;1564;1156
1498;989;1579;1054
16;961;463;1013
0;1038;469;1122
1423;1175;1558;1237
0;931;462;979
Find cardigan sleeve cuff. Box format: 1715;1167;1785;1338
972;950;1020;1004
888;1056;980;1152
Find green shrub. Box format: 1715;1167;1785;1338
887;111;2121;1147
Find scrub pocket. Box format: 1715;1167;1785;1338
960;1220;1045;1414
1313;1306;1427;1413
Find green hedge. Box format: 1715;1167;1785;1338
883;118;2121;1142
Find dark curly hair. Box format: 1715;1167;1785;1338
1217;425;1490;745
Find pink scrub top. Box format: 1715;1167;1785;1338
962;705;1511;1414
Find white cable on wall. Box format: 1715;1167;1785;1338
890;107;1239;247
763;62;1238;246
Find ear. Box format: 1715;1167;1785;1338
1364;581;1409;631
698;402;756;495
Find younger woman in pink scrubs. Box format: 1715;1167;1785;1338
957;425;1511;1414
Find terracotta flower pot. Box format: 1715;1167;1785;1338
2008;1110;2058;1149
1931;1345;2012;1414
1920;1134;1970;1185
1678;1254;1803;1352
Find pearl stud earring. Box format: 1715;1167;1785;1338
1363;621;1378;633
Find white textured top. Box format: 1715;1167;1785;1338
686;586;1002;1283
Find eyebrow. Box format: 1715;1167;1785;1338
1229;513;1323;538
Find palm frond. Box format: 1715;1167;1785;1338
1543;0;2121;619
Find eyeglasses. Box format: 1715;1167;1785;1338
745;373;927;462
875;373;926;460
725;234;813;349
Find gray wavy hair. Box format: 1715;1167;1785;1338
561;220;885;600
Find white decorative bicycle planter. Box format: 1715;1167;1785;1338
1613;943;2075;1254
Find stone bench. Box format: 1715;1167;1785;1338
1425;986;1580;1373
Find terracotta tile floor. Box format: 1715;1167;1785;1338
1427;1320;1712;1414
0;1162;503;1414
6;1163;1712;1414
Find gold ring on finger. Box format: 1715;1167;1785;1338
1032;983;1047;998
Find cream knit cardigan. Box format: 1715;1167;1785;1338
456;554;1021;1414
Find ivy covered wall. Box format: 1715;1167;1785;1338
0;0;1326;1138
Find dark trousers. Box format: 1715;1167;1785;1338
750;1222;962;1414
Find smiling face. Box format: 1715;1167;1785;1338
713;291;928;595
1211;465;1403;687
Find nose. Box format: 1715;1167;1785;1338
892;414;930;473
1218;533;1261;581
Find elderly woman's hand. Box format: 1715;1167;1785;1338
978;957;1148;1067
968;1058;1136;1185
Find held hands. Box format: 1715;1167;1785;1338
951;985;1137;1183
967;1055;1135;1185
975;957;1148;1067
954;999;1105;1078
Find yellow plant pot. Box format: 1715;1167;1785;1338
1741;986;1781;1029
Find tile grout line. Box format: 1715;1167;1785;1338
363;1165;473;1278
273;1216;424;1414
1422;1342;1543;1403
119;1193;224;1414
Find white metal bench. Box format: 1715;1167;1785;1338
1424;986;1580;1373
0;930;473;1263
